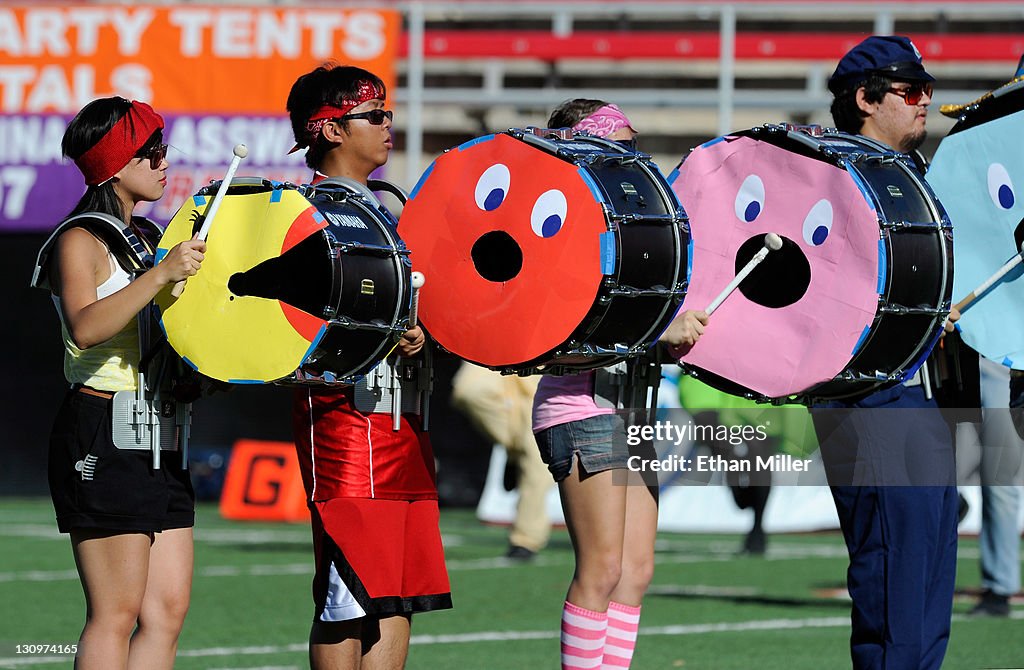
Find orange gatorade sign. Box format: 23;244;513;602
0;5;399;114
219;439;309;522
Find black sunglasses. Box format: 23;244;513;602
136;142;168;169
338;109;394;125
887;83;933;106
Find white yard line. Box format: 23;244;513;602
1;612;1020;667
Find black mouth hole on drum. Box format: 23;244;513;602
472;231;523;283
227;235;331;318
735;234;811;309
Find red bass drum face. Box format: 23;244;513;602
400;133;609;368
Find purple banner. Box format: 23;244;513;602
0;113;314;233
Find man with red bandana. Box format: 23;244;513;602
286;64;451;669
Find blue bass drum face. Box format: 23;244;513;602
929;79;1024;369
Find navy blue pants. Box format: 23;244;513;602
813;385;958;670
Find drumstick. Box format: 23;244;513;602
409;271;426;325
706;233;783;315
170;144;248;297
953;240;1024;313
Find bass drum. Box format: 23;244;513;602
156;177;411;384
400;128;690;373
671;125;953;403
929;77;1024;369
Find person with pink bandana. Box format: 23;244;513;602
532;99;708;670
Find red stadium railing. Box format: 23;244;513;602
401;31;1024;63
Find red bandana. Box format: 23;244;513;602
74;101;164;186
289;79;385;154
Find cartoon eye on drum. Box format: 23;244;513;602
929;77;1024;368
400;129;689;372
671;125;952;403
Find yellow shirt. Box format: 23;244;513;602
53;252;139;392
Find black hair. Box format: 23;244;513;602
287;64;387;169
830;74;893;134
61;97;162;221
547;98;610;129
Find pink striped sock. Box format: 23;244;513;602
603;601;642;668
561;601;607;670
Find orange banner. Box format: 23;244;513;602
0;5;399;114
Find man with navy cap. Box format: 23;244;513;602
829;35;936;164
811;35;960;670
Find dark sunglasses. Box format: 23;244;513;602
338;109;394;125
887;83;933;106
136;142;168;169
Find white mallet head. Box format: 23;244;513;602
411;271;425;289
765;232;783;251
233;144;248;159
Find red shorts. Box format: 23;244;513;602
311;497;452;620
292;387;437;501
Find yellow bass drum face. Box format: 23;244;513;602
156;183;333;384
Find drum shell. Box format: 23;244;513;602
292;188;412;381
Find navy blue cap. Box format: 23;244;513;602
828;36;935;94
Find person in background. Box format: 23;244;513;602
452;362;553;560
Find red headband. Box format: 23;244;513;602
289;79;385;154
74;101;164;186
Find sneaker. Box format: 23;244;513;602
738;528;766;556
505;545;536;561
969;590;1010;617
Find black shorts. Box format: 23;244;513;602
48;389;195;534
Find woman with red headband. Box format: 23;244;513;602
43;97;205;669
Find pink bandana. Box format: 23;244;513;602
571;104;635;139
289;79;385;153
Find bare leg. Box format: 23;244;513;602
71;530;152;670
559;461;628;612
609;471;658;606
128;527;193;670
361;614;412;670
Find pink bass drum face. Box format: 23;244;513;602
670;135;881;400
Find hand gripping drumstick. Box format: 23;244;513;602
953;239;1024;313
170;144;248;297
393;272;426;431
705;233;784;315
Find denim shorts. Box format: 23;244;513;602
535;413;628;482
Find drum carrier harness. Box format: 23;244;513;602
32;213;195;469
